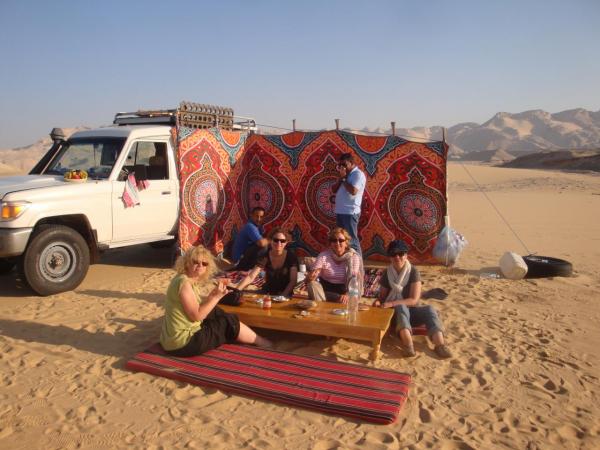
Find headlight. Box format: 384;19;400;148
1;201;30;220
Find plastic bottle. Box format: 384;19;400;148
347;276;359;323
297;264;306;283
480;272;501;279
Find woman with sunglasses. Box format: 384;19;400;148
235;227;299;297
373;240;452;359
305;227;363;303
160;245;272;356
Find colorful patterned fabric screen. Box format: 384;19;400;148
177;127;447;262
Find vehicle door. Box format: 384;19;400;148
111;140;178;241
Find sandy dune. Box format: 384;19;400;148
1;164;599;449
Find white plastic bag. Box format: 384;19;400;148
433;226;468;266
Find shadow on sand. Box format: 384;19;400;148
0;317;160;364
0;245;175;299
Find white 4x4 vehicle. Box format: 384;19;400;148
0;120;179;295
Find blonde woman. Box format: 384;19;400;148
305;227;363;303
160;246;272;356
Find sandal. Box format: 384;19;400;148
401;344;416;357
434;344;452;359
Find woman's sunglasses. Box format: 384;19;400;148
329;238;346;243
193;260;209;267
272;238;287;244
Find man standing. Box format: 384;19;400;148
232;206;269;270
332;153;366;256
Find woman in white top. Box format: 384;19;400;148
305;227;363;303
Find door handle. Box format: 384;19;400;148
161;191;171;195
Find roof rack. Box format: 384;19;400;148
112;102;256;131
113;109;177;126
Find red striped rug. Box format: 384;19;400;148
126;344;411;424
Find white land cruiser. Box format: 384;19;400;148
0;123;178;295
0;103;255;295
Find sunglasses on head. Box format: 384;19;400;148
390;251;407;258
272;238;287;244
329;238;346;243
193;260;209;267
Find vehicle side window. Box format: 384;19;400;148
122;141;169;180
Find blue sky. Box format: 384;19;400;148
0;0;598;148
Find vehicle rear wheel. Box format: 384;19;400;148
0;258;16;274
22;225;90;296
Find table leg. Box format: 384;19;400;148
370;331;383;361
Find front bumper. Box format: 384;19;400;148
0;227;33;257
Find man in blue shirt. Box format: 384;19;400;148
332;153;366;256
232;206;269;270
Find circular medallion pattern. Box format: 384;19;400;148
398;192;439;233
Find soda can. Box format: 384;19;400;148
262;296;272;310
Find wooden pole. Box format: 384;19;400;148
442;127;450;266
335;119;340;130
391;121;396;136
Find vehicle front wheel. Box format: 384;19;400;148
22;225;90;296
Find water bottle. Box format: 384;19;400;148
347;276;359;323
297;264;306;283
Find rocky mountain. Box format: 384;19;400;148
2;108;600;173
0;127;88;174
501;149;600;172
370;108;600;161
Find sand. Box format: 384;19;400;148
1;163;599;449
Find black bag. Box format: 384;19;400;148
219;287;243;306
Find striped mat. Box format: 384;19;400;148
126;344;411;424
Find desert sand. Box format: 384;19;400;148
1;163;599;449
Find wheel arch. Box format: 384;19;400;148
33;215;100;263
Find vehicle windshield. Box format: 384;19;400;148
44;137;127;179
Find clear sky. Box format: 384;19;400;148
0;0;598;148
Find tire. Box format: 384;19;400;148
523;255;573;279
22;225;90;296
0;258;16;274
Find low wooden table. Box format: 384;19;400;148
220;295;394;361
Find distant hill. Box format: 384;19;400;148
0;127;88;174
501;149;600;172
360;108;600;163
3;108;600;171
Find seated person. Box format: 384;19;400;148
231;206;269;270
234;227;299;297
373;240;452;359
160;245;272;356
305;227;363;304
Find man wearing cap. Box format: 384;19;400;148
332;153;366;257
373;240;452;359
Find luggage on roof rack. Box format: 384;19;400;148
112;101;255;131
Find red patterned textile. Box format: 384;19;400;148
177;128;447;262
127;344;411;424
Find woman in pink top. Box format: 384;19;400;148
305;227;363;303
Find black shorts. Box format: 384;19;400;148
319;278;347;302
166;307;240;357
